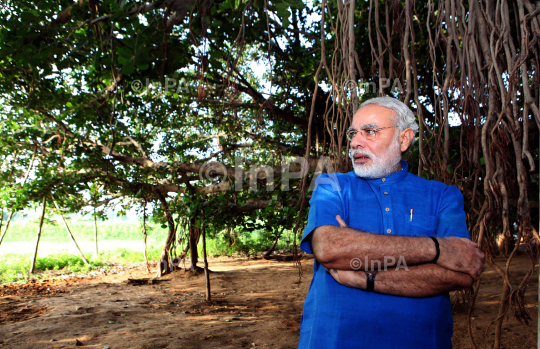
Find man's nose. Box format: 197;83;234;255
350;131;367;148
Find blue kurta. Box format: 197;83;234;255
298;160;470;349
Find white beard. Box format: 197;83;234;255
348;137;402;179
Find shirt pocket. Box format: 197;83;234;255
401;214;438;237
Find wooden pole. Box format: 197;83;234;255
94;208;99;257
142;201;149;273
0;210;14;247
52;198;89;266
202;223;211;302
29;197;47;275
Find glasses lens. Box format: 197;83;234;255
346;130;356;141
364;129;377;140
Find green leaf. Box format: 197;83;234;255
219;2;231;11
136;63;149;71
122;61;135;76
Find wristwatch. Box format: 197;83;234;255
366;272;376;292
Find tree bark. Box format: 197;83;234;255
29;197;47;275
263;227;286;258
154;189;176;277
188;218;201;270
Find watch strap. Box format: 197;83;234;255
366;272;375;292
430;236;440;263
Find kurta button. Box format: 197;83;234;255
384;192;388;195
382;178;386;182
385;208;390;212
386;229;391;234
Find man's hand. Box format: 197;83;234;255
328;268;364;289
336;215;347;228
436;237;484;280
326;217;360;287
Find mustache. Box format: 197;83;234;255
349;149;374;159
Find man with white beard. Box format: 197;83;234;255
297;97;485;349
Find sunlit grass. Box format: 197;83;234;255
0;253;106;283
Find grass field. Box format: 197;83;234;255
1;220;168;243
0;219;296;283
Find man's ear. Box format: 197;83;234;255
399;128;414;152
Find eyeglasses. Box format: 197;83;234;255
346;126;399;141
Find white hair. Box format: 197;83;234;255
359;97;419;145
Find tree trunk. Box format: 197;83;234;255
226;226;233;247
264;227;285;258
53;198;89;266
189;218;201;270
495;233;513;257
0;210;14;247
93;208;99;257
29;197;47;275
154;189;176;277
202;224;211;301
230;226;236;246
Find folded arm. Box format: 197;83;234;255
311;215;484;280
328;264;474;298
310;224;437;270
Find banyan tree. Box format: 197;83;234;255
0;0;538;347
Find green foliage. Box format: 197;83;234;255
98;246;162;263
197;225;298;257
0;0;317;223
35;254;105;272
0;253;105;283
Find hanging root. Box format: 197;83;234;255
509;287;531;325
507;240;539;326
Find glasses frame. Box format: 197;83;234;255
346;126;400;142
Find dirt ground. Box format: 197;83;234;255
0;253;537;349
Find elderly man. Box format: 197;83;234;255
298;97;485;349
